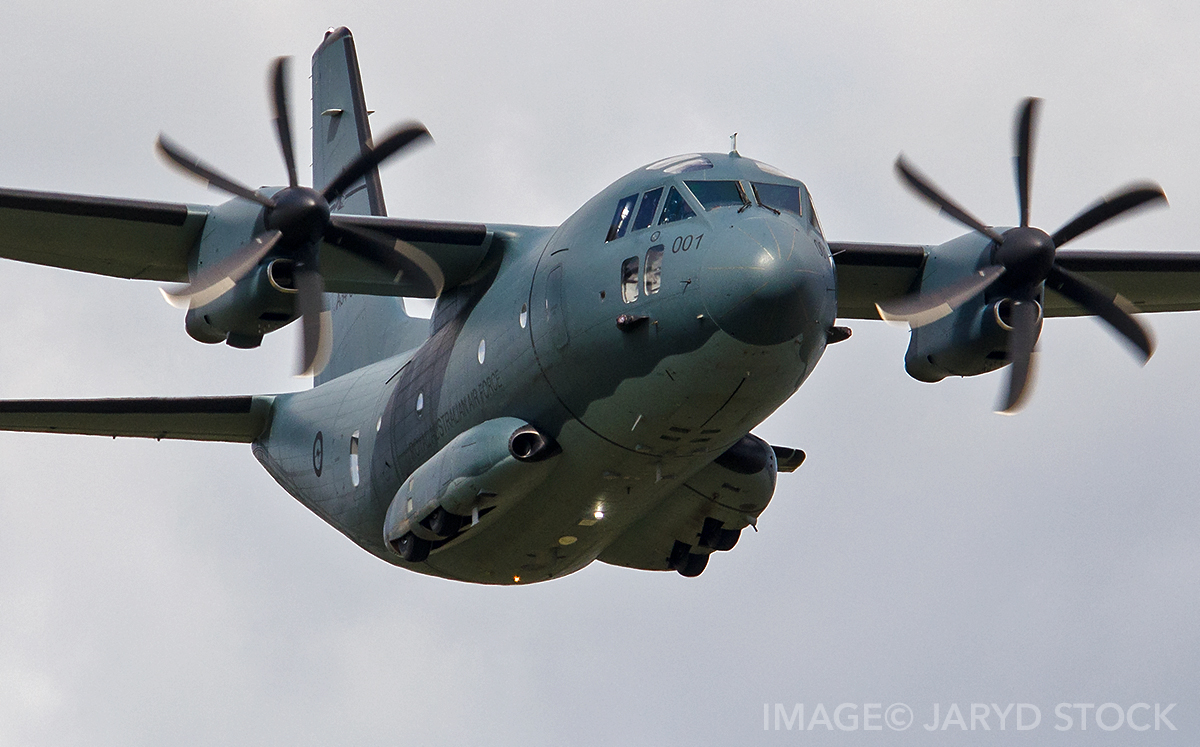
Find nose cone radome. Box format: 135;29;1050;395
700;214;831;346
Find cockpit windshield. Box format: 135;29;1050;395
752;182;802;217
686;180;749;211
658;186;697;225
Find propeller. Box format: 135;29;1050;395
156;56;432;376
877;98;1166;412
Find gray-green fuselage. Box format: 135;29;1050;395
254;152;835;584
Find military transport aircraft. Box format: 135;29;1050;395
0;27;1196;584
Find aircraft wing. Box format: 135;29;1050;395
831;242;926;319
1050;249;1200;315
831;241;1200;319
0;396;274;443
0;186;494;297
320;214;492;297
0;187;207;282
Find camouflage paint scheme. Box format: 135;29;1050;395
0;28;1197;585
250;29;833;583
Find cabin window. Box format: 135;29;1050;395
752;182;802;217
686;180;749;211
349;431;360;487
621;256;640;303
658;186;697;225
606;194;638;242
644;245;663;295
632;187;663;231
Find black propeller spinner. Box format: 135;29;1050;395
156;57;431;376
877;98;1166;413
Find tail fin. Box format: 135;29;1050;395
312;27;386;215
312;27;429;383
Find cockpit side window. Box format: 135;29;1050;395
606;194;639;242
658;186;697;225
803;187;825;236
685;180;749;211
632;187;663;231
752;182;802;217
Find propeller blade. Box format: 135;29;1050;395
295;266;332;377
161;229;283;309
1046;264;1154;362
271;57;299;188
895;156;1004;244
1050;182;1167;248
324;223;414;279
876;264;1006;327
998;299;1040;414
156;134;276;208
321;123;432;203
1014;97;1041;228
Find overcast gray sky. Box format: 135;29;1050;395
1;1;1198;745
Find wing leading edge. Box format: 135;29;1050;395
832;241;1200;319
0;396;274;443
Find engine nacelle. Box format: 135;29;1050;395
184;258;299;348
383;418;559;546
899;233;1045;382
180;193;299;348
905;296;1044;382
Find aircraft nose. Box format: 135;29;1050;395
699;214;832;346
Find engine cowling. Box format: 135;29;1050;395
181;195;299;348
899;233;1046;383
184;258;299;348
905;296;1043;382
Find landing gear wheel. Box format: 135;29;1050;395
713;528;741;551
392;532;431;562
677;552;709;578
668;540;691;571
698;517;725;549
426;507;464;538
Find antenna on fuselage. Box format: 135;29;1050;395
729;132;739;156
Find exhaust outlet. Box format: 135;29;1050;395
509;424;560;462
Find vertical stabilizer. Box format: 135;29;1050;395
312;27;386;216
312;27;429;384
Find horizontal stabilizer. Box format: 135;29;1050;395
0;396;274;442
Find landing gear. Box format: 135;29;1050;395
668;518;750;577
713;528;740;551
678;552;709;577
425;507;465;538
391;532;431;562
699;517;741;551
668;540;711;578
